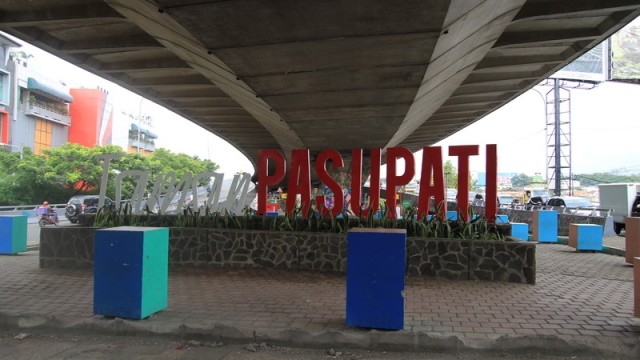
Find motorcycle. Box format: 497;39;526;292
38;208;58;227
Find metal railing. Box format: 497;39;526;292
470;201;612;218
0;203;68;223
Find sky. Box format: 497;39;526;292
14;39;254;176
435;80;640;176
11;35;640;179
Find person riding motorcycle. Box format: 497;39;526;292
37;201;58;225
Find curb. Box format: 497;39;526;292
602;246;625;257
555;236;626;257
1;313;638;358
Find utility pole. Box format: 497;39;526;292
137;97;143;153
553;78;562;195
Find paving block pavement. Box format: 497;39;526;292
0;244;639;358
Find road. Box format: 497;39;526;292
0;330;604;360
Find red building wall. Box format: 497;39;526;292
68;88;112;147
0;110;8;144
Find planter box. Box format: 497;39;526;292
346;228;406;330
0;215;27;254
510;223;529;241
626;217;640;264
40;227;535;284
568;224;603;251
635;257;640;317
93;227;169;319
532;210;557;243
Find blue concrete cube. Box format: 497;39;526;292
496;215;509;224
446;210;457;221
510;222;529;241
346;228;406;330
0;215;27;254
93;226;169;319
569;224;603;251
533;210;557;243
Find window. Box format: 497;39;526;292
34;118;52;155
0;71;8;105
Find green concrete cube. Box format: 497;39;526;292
93;226;169;319
0;215;28;254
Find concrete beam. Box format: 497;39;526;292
59;34;160;53
494;28;600;48
0;3;122;26
94;58;191;73
386;0;527;149
514;0;640;21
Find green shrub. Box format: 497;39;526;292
92;203;506;241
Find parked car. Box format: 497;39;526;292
497;194;515;207
527;196;546;206
525;188;550;205
469;191;484;204
446;188;457;202
546;196;598;215
65;195;113;223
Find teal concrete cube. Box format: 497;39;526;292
496;215;509;224
93;226;169;319
569;224;603;251
533;210;557;243
511;222;529;241
0;215;27;254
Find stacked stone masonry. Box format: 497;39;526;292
40;227;535;284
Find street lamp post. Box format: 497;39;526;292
137;97;144;153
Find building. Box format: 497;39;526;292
0;34;73;155
0;33;156;156
0;34;20;151
68;88;112;148
69;88;157;155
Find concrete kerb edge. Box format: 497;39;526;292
554;237;626;257
1;312;638;357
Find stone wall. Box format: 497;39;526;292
40;227;535;284
39;227;96;269
406;239;469;280
470;240;535;284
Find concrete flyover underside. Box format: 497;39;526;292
1;1;640;182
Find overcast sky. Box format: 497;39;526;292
12;36;640;178
435;80;640;176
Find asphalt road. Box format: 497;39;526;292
0;330;607;360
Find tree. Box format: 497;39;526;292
575;173;640;186
0;147;64;205
0;145;221;205
42;143;124;197
147;149;218;178
444;160;458;189
511;173;532;188
0;149;26;205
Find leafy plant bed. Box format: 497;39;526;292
40;226;535;284
84;208;513;240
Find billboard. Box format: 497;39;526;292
610;17;640;82
551;41;609;82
